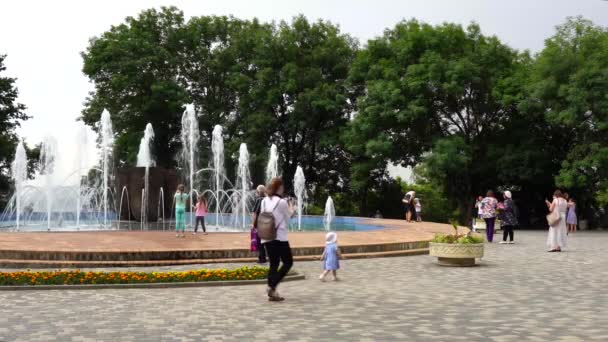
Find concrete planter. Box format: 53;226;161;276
429;242;484;266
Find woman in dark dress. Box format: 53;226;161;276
499;191;518;244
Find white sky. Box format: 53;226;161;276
1;0;607;181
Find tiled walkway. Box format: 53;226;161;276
1;230;607;341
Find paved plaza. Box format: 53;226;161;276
1;230;607;341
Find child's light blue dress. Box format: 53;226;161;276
323;243;340;270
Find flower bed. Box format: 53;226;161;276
0;266;268;286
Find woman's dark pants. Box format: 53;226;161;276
264;240;293;290
502;225;514;242
484;217;496;242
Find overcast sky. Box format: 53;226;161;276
1;0;607;181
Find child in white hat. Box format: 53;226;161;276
319;232;342;281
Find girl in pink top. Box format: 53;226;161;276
192;195;207;235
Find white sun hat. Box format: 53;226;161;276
325;232;337;244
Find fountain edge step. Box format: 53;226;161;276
0;248;429;268
0;241;429;261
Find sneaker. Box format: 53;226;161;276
192;232;196;235
268;295;285;302
508;241;515;244
499;241;508;244
176;233;179;238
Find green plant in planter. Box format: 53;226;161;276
431;219;483;244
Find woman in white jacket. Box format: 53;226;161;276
261;177;295;301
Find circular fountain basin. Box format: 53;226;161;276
0;215;384;232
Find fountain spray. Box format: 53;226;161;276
136;123;155;229
181;105;199;228
40;136;58;230
323;196;335;231
11;142;27;231
293;166;306;231
100;109;113;228
265;144;279;184
75;122;89;229
236;143;251;229
211;125;225;228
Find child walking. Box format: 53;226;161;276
319;232;342;281
192;195;207;235
174;184;188;238
566;197;577;233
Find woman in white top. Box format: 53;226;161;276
545;190;568;252
261;177;295;301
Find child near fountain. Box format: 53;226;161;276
174;184;188;238
192;195;207;235
319;232;342;281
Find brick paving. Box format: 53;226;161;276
1;230;607;341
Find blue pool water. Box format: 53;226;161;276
0;213;384;232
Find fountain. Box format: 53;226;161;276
181;105;199;228
11;142;27;231
211;125;225;228
100;109;114;227
265;144;279;184
323;196;335;231
75;122;89;229
40;136;58;230
293;166;306;231
136;123;155;227
234;143;251;229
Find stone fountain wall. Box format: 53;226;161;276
115;167;179;222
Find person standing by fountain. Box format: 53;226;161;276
252;185;267;263
174;184;188;238
261;177;295;301
402;190;416;222
193;195;208;235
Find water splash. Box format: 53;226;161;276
136;123;155;227
11;142;27;231
293;166;306;231
323;196;335;231
100;109;114;227
40;136;58;230
136;123;155;167
265;144;279;184
75;123;89;229
211;125;224;228
235;143;251;229
181;105;199;228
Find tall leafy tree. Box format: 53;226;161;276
81;7;189;167
178;16;272;182
529;17;608;210
347;20;528;220
0;54;30;195
240;16;357;191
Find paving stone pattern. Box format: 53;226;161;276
1;231;607;341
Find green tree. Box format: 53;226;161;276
239;15;357;191
347;20;528;221
81;7;189;167
0;54;30;195
529;17;608;209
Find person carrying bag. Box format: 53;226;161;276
260;177;295;302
